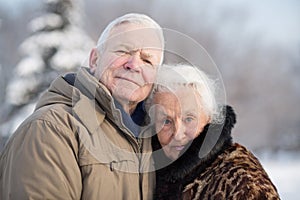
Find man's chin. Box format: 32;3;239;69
112;87;149;103
113;92;143;104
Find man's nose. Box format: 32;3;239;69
124;52;142;71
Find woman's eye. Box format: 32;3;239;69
185;117;194;123
163;119;172;125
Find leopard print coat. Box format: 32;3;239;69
152;106;280;200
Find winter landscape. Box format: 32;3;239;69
0;0;299;199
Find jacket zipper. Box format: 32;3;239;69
137;136;144;200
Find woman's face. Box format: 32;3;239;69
153;86;209;161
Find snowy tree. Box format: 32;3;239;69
0;0;95;140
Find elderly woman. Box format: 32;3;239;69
148;64;280;199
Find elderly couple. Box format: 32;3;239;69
0;13;279;199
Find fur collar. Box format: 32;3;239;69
153;105;236;184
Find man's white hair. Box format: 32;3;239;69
96;13;165;64
153;64;221;123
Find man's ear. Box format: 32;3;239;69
89;48;99;73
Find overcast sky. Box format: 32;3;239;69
1;0;299;49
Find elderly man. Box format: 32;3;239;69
0;13;164;199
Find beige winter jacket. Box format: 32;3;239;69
0;67;155;200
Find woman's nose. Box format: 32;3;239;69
173;121;186;141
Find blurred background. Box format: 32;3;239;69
0;0;299;199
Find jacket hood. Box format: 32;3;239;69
152;105;236;183
35;74;75;110
35;68;111;111
34;67;144;141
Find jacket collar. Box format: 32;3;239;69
72;67;136;136
36;67;134;137
153;105;236;183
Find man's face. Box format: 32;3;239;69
91;23;163;104
153;86;209;160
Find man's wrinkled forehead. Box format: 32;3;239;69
107;24;163;50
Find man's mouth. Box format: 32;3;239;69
116;76;141;86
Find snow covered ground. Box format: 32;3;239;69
258;151;300;200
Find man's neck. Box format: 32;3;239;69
114;98;137;115
113;99;146;137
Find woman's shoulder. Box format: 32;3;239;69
222;143;262;167
184;143;280;199
207;143;273;184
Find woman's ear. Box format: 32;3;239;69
89;48;99;73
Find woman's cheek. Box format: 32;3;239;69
157;131;172;146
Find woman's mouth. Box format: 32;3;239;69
174;145;185;151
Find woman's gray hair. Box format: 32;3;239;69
96;13;165;64
152;64;223;123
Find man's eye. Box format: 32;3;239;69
143;59;152;65
115;50;128;55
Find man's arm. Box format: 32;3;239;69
0;119;81;199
